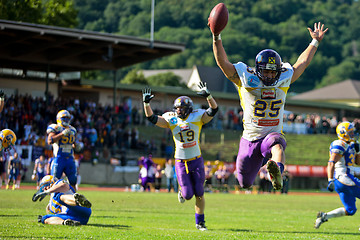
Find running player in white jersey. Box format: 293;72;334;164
315;122;360;229
142;81;218;231
0;129;17;188
210;21;328;190
47;110;78;190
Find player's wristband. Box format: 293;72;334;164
144;103;150;107
0;97;4;101
206;95;213;100
328;178;334;182
213;34;221;41
310;39;319;48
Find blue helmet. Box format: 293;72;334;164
173;96;193;119
255;49;284;86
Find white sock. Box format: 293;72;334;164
326;207;346;220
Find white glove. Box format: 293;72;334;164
62;128;71;136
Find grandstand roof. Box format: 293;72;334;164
290;79;360;107
0;20;185;73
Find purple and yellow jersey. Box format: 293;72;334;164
47;124;76;157
162;109;206;160
233;62;294;141
330;139;357;185
47;179;76;214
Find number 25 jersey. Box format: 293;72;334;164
162;109;206;160
234;62;294;141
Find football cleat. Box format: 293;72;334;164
63;219;81;226
266;160;283;190
37;215;43;223
196;222;208;231
314;211;328;229
178;191;185;204
74;193;92;208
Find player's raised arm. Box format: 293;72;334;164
0;90;5;113
208;4;239;85
291;22;328;83
196;82;218;124
142;87;168;128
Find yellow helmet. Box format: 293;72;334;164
0;129;17;149
56;110;71;127
39;175;55;192
336;121;355;142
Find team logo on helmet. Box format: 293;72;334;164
255;49;285;86
39;175;55;192
56;110;71;127
173;96;193;119
0;129;16;149
336;121;355;142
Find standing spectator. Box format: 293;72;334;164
204;161;213;192
330;116;338;134
258;165;271;194
164;158;175;193
142;81;218;231
281;166;292;194
154;164;163;192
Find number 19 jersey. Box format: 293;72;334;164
162;109;206;160
234;62;294;141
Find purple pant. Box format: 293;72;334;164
175;156;205;200
236;132;286;188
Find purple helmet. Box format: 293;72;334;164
173;96;193;119
255;49;284;86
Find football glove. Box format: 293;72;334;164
62;128;71;136
32;191;49;202
197;82;211;98
142;87;154;103
327;179;335;192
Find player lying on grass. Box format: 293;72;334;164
32;175;92;226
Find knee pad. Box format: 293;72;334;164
261;132;287;158
346;207;357;216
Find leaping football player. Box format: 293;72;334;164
47;110;79;190
32;175;92;226
142;81;218;231
211;20;328;191
315;122;360;229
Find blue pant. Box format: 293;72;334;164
51;155;77;186
335;179;360;215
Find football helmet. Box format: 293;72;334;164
0;129;17;150
174;96;193;119
39;175;55;192
56;110;71;127
336;121;355;142
255;49;284;86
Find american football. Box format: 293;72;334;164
208;3;229;35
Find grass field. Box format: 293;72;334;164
0;188;359;239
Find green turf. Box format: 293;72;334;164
0;189;358;239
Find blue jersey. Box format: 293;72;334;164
330;140;357;186
48;179;76;214
47;124;76;158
